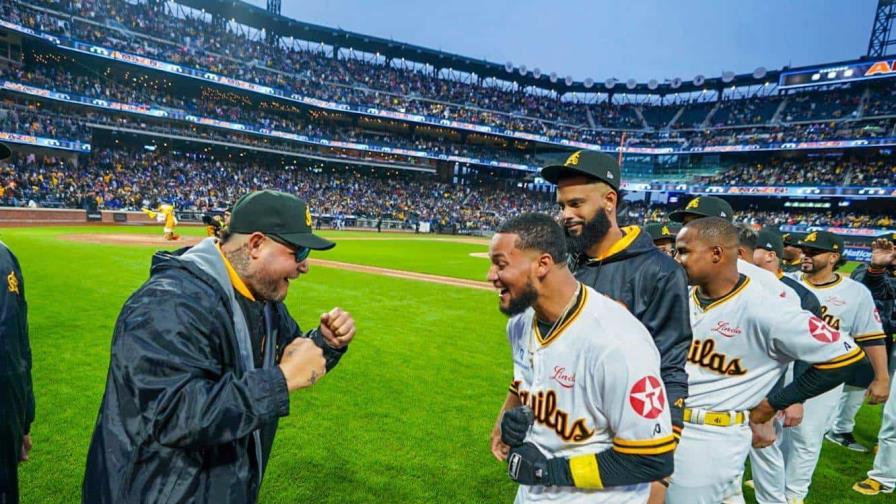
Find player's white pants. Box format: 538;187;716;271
513;483;649;504
748;417;788;504
667;422;752;504
830;385;866;434
783;383;844;500
867;373;896;487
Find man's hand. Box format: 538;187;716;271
490;423;510;462
870;238;896;268
319;307;355;349
507;443;571;487
866;377;890;404
782;403;804;428
749;398;777;425
500;406;534;447
278;337;326;391
19;434;31;463
750;419;777;449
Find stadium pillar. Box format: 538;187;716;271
868;0;896;57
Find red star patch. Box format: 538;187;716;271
629;376;666;419
808;316;839;343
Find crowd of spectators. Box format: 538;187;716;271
0;148;555;231
698;157;896;187
618;200;895;231
5;0;896;151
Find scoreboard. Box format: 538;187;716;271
780;57;896;88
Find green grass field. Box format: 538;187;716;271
2;225;885;503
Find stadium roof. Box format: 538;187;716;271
181;0;894;96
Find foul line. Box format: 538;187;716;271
309;258;493;291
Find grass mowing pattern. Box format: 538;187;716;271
2;226;881;502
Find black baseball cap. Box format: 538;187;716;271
781;232;801;247
0;143;10;160
669;196;734;223
540;150;621;190
756;227;784;258
229;190;334;250
798;230;843;253
644;221;681;243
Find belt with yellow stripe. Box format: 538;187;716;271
683;407;747;427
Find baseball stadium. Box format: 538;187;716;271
1;0;896;502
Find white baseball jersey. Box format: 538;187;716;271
507;284;673;503
686;276;864;412
738;258;791;301
796;273;885;344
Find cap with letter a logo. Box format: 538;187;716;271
644;221;681;243
229;190;335;250
797;230;843;253
539;150;621;190
669;196;734;223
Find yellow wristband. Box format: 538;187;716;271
569;454;603;489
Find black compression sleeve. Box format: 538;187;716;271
594;450;674;487
767;356;865;410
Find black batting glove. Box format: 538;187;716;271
506;443;573;487
500;405;534;447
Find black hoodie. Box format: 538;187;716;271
572;226;692;432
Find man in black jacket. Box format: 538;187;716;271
0;141;34;504
538;151;692;502
540;151;691;433
83;190;356;503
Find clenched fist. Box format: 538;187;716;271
278;337;326;391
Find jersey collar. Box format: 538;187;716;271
532;283;588;347
692;276;751;313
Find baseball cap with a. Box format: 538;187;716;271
644;221;681;242
798;230;843;253
229;190;335;250
755;228;784;258
669;196;734;223
540;150;621;190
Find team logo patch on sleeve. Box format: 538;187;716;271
809;316;840;343
7;271;18;294
874;308;881;324
629;376;666;419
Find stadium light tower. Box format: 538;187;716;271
266;0;281;46
868;0;896;57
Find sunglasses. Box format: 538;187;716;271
268;234;311;262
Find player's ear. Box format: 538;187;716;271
711;245;723;263
533;252;553;279
246;232;266;259
603;186;617;213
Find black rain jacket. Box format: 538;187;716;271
572;226;692;428
82;240;331;503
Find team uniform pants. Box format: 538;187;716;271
783;383;844;500
747;416;788;504
867;372;896;487
830;385;867;434
667;421;752;504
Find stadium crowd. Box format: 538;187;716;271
0;148;555;232
4;0;896;151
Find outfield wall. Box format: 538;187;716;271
0;207;188;225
